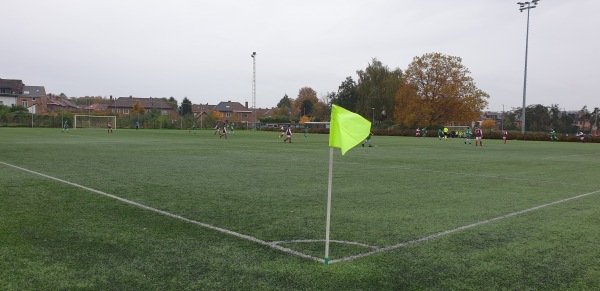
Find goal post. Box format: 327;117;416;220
74;115;117;130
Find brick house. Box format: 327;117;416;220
46;95;80;113
20;85;48;113
108;97;176;116
212;101;254;124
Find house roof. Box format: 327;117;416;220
47;97;80;109
111;97;174;110
213;101;251;112
192;104;216;114
22;86;46;98
83;103;108;110
256;107;276;116
0;78;24;96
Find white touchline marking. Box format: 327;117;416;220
0;161;324;263
329;188;600;264
4;161;599;265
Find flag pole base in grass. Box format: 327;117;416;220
324;258;329;265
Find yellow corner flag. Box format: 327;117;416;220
329;105;372;155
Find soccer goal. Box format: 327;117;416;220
74;115;117;129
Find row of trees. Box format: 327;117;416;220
21;52;594;133
501;104;599;133
271;53;490;129
272;53;596;134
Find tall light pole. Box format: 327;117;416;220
502;104;505;131
594;107;599;136
371;107;375;127
518;0;540;134
251;52;257;130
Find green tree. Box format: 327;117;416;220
526;104;551;132
180;97;193;116
277;94;292;108
300;99;314;116
168;97;178;110
578;105;592;131
0;105;14;124
356;58;403;121
548;104;562;130
331;76;358;111
295;87;318;117
394;53;488;127
273;106;292;117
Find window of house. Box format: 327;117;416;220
226;112;231;117
22;100;28;107
124;109;129;114
242;113;248;118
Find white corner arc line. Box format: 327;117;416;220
0;161;324;263
271;239;379;249
329;188;600;264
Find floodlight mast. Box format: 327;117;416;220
251;52;257;130
517;0;540;134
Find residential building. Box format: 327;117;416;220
108;97;176;116
46;95;80;113
213;101;253;124
20;85;48;113
0;78;24;107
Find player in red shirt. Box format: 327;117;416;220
502;129;507;144
475;127;483;146
283;126;293;143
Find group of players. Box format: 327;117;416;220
415;126;587;144
60;118;588;144
550;128;588;143
212;121;235;139
415;126;490;146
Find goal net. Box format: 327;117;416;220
74;115;117;129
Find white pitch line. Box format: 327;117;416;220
271;239;379;249
0;161;324;264
329;188;600;264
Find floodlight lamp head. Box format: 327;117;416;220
251;52;256;58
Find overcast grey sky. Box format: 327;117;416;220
2;0;599;112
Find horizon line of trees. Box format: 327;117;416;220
40;52;597;131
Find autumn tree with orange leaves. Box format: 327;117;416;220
131;100;145;115
394;53;489;127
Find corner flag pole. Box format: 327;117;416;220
325;105;371;265
324;147;334;265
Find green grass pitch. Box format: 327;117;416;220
1;127;600;289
